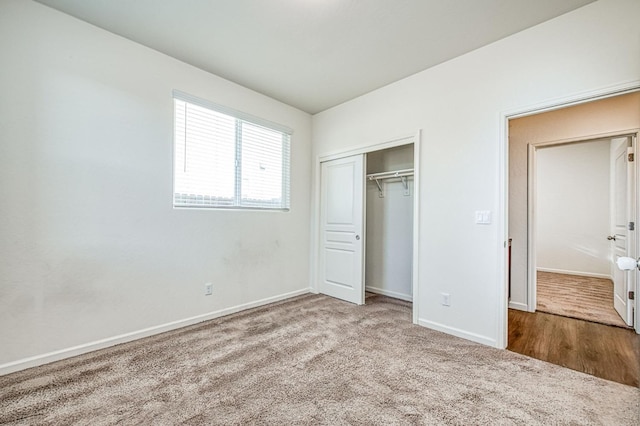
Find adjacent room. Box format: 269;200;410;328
1;0;639;424
507;93;640;386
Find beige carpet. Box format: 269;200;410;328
1;294;639;425
537;271;629;328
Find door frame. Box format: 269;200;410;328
526;132;638;317
499;82;640;348
311;131;422;324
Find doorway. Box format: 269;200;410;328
531;137;634;328
315;135;419;322
506;91;640;330
504;90;640;385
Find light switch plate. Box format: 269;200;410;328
475;210;491;224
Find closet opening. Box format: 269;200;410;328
365;144;414;303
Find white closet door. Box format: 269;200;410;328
318;155;365;305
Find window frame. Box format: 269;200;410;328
172;90;292;211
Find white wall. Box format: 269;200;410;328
0;0;312;371
312;0;640;347
536;140;611;277
365;145;414;301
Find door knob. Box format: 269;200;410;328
617;256;639;270
607;235;616;241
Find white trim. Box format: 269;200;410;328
630;134;639;333
527;144;537;312
633;133;640;334
497;104;509;349
508;301;529;311
536;267;611;280
318;134;415;163
0;288;310;376
418;319;496;347
499;80;640;350
310;158;321;295
365;286;412;302
412;130;421;325
505;80;640;120
528;129;640;148
360;153;368;306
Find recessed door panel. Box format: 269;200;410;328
324;248;356;289
326;164;356;225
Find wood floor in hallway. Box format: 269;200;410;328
507;309;640;387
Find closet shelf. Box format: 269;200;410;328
366;168;414;197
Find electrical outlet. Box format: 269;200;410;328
204;283;213;296
441;293;450;306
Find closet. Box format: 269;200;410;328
365;144;414;302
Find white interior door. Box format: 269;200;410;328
318;154;365;305
610;136;633;326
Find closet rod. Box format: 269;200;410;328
366;168;414;197
366;168;414;180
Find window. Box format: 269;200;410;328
173;92;291;210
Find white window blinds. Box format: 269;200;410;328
173;92;291;210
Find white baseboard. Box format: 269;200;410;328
508;301;529;311
418;318;496;348
0;288;311;376
365;286;412;302
536;267;611;280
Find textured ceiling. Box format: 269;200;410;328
35;0;595;114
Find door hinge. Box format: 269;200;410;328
629;153;635;162
630;222;635;231
629;291;635;300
